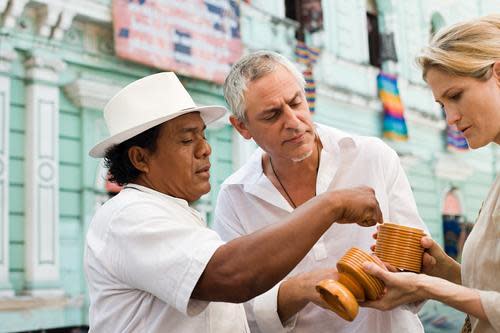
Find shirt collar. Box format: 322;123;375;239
123;183;192;209
124;183;205;222
316;123;357;153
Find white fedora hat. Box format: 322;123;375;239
89;72;227;158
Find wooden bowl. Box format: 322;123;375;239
315;247;385;321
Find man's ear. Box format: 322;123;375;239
128;146;150;173
493;61;500;87
230;115;252;140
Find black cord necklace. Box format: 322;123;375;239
269;139;321;208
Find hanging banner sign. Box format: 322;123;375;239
112;0;243;84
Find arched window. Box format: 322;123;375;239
443;189;462;216
442;188;462;259
442;188;472;261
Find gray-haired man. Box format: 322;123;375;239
214;50;428;332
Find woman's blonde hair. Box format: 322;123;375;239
417;14;500;81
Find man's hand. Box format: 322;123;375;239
328;187;383;227
278;269;339;324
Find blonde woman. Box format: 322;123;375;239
361;14;500;333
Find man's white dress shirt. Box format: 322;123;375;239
213;124;427;333
85;184;249;333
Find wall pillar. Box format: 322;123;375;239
23;53;66;296
0;42;15;296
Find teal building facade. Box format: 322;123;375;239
0;0;498;331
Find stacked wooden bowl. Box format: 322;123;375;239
316;247;385;321
375;223;425;273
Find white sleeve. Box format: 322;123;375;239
214;187;296;332
253;283;297;333
102;200;225;316
213;186;247;242
478;290;500;331
384;147;429;234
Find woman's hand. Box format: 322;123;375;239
361;261;488;321
360;262;428;310
370;230;461;284
420;237;461;284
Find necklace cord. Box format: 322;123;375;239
269;138;320;209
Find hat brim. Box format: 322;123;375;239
89;105;227;158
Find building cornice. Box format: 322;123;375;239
64;75;124;110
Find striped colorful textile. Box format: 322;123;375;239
295;41;320;112
447;124;469;151
295;41;320;65
377;73;408;141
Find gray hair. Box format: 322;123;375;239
223;50;306;122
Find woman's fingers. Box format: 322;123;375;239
384;262;399;273
422;252;436;268
421;236;435;250
362;262;390;282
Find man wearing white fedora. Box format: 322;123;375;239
84;72;383;332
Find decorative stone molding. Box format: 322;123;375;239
25;54;66;83
60;0;110;24
64;75;124;110
24;54;65;296
2;0;110;26
0;47;14;296
52;8;75;40
1;0;29;29
33;3;76;40
35;3;62;38
0;42;16;73
1;1;96;39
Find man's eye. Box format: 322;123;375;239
265;112;278;120
182;140;193;144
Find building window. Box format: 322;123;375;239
366;0;381;67
285;0;323;40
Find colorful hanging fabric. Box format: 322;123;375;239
377;72;408;141
295;41;320;112
447;124;469;151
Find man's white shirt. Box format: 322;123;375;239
213;124;428;333
84;184;249;333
